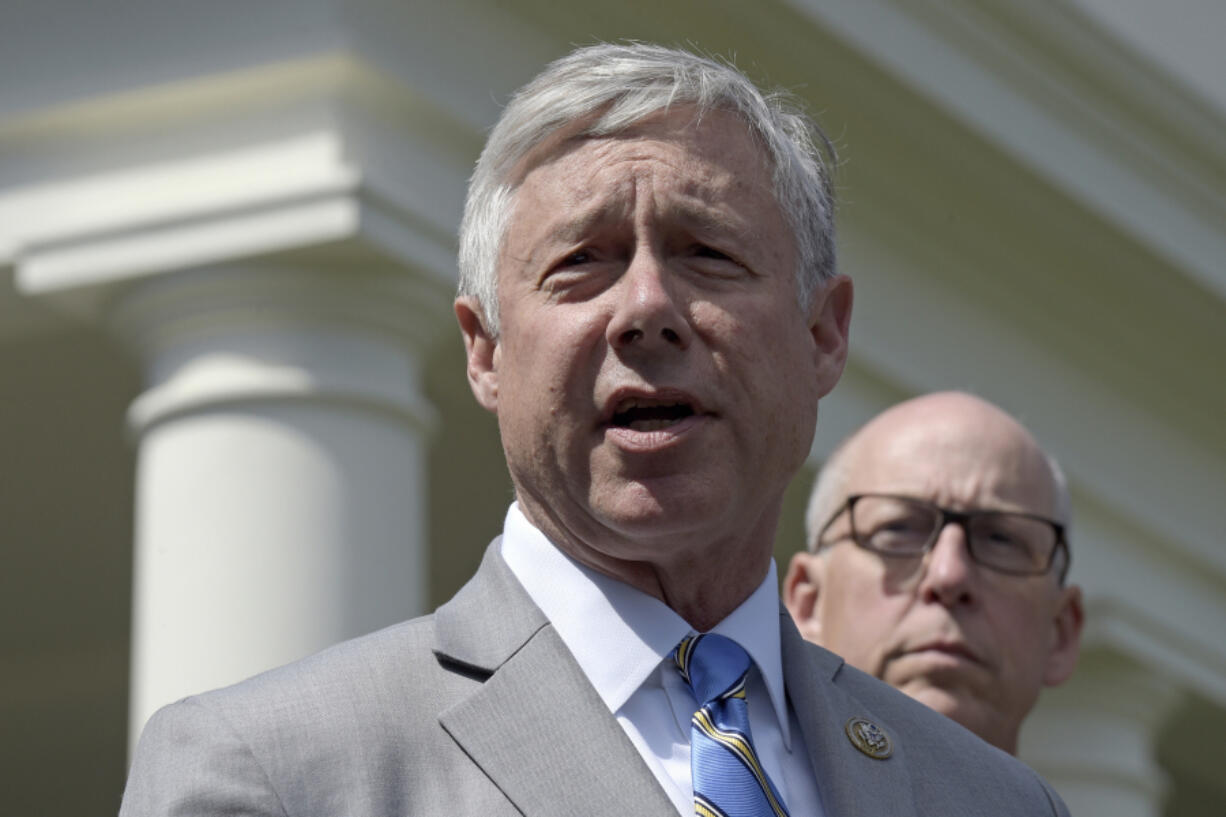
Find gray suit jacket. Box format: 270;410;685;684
121;541;1070;816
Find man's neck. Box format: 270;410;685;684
515;495;779;631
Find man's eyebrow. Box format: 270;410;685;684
662;197;767;252
675;204;747;240
507;204;619;267
523;186;758;253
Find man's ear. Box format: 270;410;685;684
1043;583;1084;686
783;552;825;644
455;296;500;413
807;274;853;399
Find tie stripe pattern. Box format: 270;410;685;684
674;634;791;817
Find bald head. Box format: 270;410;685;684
806;392;1070;556
785;391;1082;753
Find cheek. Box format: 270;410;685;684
501;307;603;391
706;306;818;436
991;594;1057;666
755;310;822;422
817;560;903;665
494;340;574;454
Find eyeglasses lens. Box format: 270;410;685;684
852;496;939;555
851;495;1057;574
966;514;1055;573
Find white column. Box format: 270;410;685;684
115;263;447;749
1020;651;1183;817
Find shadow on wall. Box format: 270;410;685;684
0;326;139;814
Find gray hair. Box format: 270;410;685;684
457;42;838;336
1043;450;1073;532
804;437;854;554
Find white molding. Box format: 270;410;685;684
6;130;357;262
5;54;475;327
783;0;1226;304
21;189;357;303
1084;595;1226;709
1064;0;1226;116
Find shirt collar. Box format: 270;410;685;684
704;557;790;747
499;503;791;746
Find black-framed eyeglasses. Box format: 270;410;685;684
816;493;1070;581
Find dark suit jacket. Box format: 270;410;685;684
120;541;1070;816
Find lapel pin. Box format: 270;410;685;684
844;716;893;759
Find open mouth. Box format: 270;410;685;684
609;398;697;432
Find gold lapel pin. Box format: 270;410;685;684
844;716;893;759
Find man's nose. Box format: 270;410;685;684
606;251;691;351
917;521;977;606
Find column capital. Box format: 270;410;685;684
111;261;451;438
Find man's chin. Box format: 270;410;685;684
896;679;991;730
591;479;732;535
591;507;720;552
900;683;967;720
896;683;1014;749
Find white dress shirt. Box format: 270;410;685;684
500;503;823;817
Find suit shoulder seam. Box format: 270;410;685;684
180;697;293;817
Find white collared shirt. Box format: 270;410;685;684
501;504;823;817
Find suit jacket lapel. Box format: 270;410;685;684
435;543;676;817
780;609;919;817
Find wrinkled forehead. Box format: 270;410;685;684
845;416;1059;517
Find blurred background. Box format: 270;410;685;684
1;1;1223;814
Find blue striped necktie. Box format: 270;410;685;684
673;633;791;817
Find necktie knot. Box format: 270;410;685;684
673;633;751;705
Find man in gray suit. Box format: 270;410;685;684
121;44;1070;816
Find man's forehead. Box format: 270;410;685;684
511;181;751;243
503;108;780;256
841;408;1057;512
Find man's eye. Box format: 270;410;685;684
979;528;1026;551
693;244;732;261
560;250;593;266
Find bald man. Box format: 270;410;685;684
784;391;1083;753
